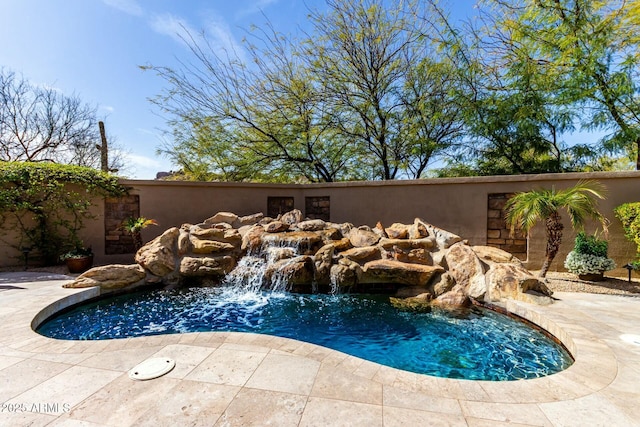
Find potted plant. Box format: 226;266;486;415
564;232;615;281
61;245;94;274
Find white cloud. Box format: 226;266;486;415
202;13;246;59
150;12;246;60
102;0;143;16
122;152;173;179
149;13;197;47
99;105;115;114
237;0;279;18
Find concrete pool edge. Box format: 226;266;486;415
22;277;616;403
2;272;638;425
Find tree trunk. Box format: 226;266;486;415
133;232;143;251
539;211;564;278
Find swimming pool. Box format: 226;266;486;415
36;286;573;381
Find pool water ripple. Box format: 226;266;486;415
36;286;573;380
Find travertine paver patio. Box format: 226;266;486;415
1;271;639;426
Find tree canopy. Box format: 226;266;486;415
0;68;125;172
145;0;640;182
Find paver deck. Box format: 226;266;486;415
1;272;639;426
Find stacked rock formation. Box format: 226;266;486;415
65;209;553;307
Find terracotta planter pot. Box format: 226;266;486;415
578;272;604;282
66;255;94;274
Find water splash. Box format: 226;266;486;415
222;236;307;294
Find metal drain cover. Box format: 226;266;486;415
129;357;175;380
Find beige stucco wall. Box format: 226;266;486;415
3;171;640;276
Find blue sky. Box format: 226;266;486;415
0;0;477;179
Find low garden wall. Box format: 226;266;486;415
2;171;639;275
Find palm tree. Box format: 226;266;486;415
505;180;607;278
121;217;158;251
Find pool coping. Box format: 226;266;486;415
1;272;639;425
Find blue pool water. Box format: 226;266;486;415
36;287;573;380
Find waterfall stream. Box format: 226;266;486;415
222;238;307;293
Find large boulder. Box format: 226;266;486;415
378;237;435;251
432;285;472;308
472;245;522;265
264;221;290;233
241;224;265;252
484;263;553;304
431;271;456;297
190;238;236;254
417;219;462;250
314;243;335;285
385;223;409;239
340;246;380;263
204;212;240;227
177;228;192;256
361;260;444;286
330;263;359;289
297;219;327;231
179;256;236;277
348;228;381;247
444;242;487;299
239;213;264;226
63;264;146;291
408;220;429;239
386;247;432;265
389;293;432;312
266;256;315;286
135;227;179;277
280;209;303;226
262;231;323;253
88;208;552;307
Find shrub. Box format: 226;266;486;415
564;232;615;275
564;251;616;275
573;232;608;257
0;161;127;264
614;202;640;263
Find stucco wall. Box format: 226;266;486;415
3;171;640;276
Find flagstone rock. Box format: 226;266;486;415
361;260;444;287
63;264;146;291
87;209;552;307
135;227;179;277
348;228;381;247
445;242;487;299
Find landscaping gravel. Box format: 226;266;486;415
543;271;640;296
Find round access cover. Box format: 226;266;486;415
128;357;176;381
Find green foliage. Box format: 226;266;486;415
121;217;158;234
505;180;607;235
504;180;608;277
565;231;614;275
0;161;127;264
145;0;462;182
614;202;640;262
60;246;93;261
564;251;616;275
573;232;608;257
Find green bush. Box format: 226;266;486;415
614;202;640;264
564;232;615;275
0;161;126;264
564;251;616;275
573;232;608;257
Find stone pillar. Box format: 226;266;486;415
487;193;527;260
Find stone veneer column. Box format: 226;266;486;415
305;196;330;221
487;193;527;260
104;195;139;255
